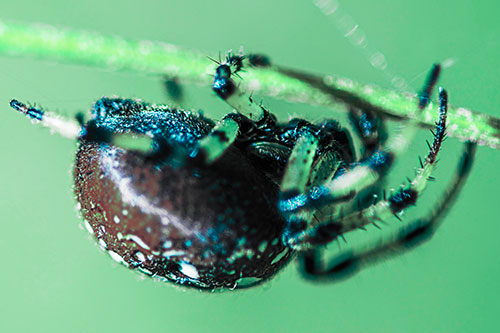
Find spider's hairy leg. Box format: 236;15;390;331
278;123;410;227
206;53;278;163
287;87;449;249
396;142;476;249
348;107;388;157
279;64;442;218
195;115;240;163
247;53;272;68
164;76;183;103
9;99;154;153
212;54;266;122
10;99;81;139
347;107;388;211
281;131;320;195
299;141;476;280
344;66;439;209
418;63;441;110
279;126;356;241
350;63;441;173
279;131;326;240
308;149;343;187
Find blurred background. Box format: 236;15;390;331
1;0;499;332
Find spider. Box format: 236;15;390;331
10;53;475;291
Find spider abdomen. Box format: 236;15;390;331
74;140;293;290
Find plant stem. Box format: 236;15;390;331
0;20;498;149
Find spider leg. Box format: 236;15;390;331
348;107;388;157
281;131;320;194
10;99;81;139
247;53;272;68
308;149;343;187
284;88;449;249
418;63;442;110
10;99;154;153
212;53;266;122
279;130;340;245
206;52;280;163
298;141;476;280
195;115;240;163
11;95;239;165
164;76;183;103
344;65;441;211
279;64;442;219
347;107;389;212
279;124;413;233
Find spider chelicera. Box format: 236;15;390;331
10;53;475;290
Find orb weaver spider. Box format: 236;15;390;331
9;49;476;290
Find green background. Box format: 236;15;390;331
1;1;499;332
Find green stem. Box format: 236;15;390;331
0;20;498;149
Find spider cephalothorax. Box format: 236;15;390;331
10;53;475;290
